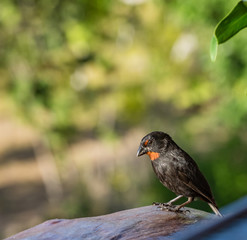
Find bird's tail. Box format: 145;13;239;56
208;203;222;217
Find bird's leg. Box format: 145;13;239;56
153;195;183;210
174;197;194;212
167;195;184;205
158;197;193;213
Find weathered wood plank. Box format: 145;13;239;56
5;205;210;240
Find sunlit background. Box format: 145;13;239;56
1;0;247;238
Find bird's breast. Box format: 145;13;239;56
151;159;187;195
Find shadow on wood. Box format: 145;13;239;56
5;205;211;240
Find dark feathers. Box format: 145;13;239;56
137;131;221;216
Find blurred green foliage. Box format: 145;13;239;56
211;1;247;61
1;0;247;230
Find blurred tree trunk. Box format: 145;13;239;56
33;139;63;204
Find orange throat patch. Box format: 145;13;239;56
147;151;160;161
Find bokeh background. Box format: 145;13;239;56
1;0;247;238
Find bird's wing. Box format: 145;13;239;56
177;168;216;205
172;151;217;206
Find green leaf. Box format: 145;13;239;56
210;1;247;61
210;35;218;62
215;1;247;44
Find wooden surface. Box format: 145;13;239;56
6;205;210;240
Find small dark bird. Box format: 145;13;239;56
137;131;222;216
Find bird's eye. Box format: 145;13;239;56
144;139;153;147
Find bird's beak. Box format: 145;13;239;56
136;145;147;157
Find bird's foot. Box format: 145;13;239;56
173;207;190;214
152;202;163;206
168;207;191;214
152;202;175;209
153;202;190;214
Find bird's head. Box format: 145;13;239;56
136;131;171;161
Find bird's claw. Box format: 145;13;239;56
152;202;173;207
152;202;164;206
159;204;176;211
153;202;190;214
173;208;190;214
152;202;175;211
162;206;190;214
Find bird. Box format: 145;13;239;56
136;131;222;217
